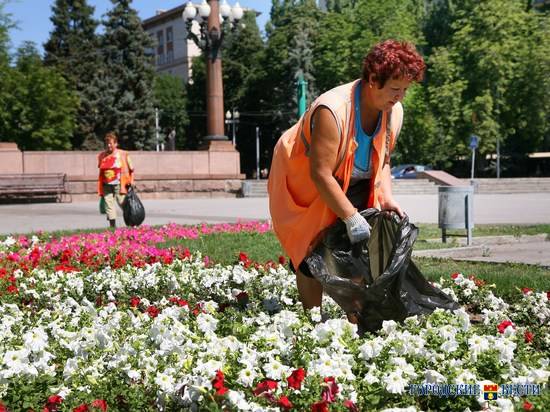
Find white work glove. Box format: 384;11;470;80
343;211;371;244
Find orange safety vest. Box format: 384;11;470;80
268;80;400;268
97;149;134;196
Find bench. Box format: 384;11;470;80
0;173;70;202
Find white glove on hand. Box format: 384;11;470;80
344;211;371;244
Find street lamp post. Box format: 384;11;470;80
182;0;243;146
225;108;240;146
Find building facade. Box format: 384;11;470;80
143;3;260;83
143;5;200;82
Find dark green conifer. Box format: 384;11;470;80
99;0;155;150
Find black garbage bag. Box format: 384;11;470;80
122;186;145;227
305;208;459;334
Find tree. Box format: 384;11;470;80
43;0;102;149
99;0;155;150
153;74;189;149
427;0;547;174
312;9;354;92
0;1;14;141
5;43;77;150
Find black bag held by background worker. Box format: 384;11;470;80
305;208;459;334
122;186;145;227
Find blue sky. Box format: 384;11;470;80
5;0;272;54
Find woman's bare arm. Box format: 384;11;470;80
309;107;356;220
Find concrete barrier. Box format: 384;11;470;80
0;143;244;200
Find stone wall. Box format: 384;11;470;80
0;143;244;201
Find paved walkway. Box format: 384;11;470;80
1;192;548;235
1;192;549;268
413;234;550;267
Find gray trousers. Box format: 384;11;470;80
102;184;125;220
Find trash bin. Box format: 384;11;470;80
438;185;474;245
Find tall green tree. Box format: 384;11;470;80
6;43;77;150
312;9;354;92
427;0;547;174
99;0;155;150
0;1;14;144
43;0;102;149
153;74;189;149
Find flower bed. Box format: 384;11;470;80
0;226;549;411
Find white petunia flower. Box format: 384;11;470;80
383;370;407;394
155;371;176;393
424;369;446;384
309;306;322;323
237;368;258;387
227;390;253;410
2;348;30;378
359;337;385;360
263;358;289;381
468;335;489;360
23;327;49;352
196;313;218;334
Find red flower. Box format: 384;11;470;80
0;403;7;412
73;405;89;412
524;330;534;343
311;401;329;412
451;272;460;279
192;303;205;316
497;320;515;334
212;370;228;396
180;248;191;260
129;296;141;308
344;400;359;412
47;395;63;405
521;287;533;295
7;285;18;294
90;399;107;412
523;400;534;411
547;291;550;300
146;305;160;318
287;368;306;390
43;394;63;412
169;297;188;307
278;396;293;410
278;255;287;265
253;379;278;396
474;278;486;287
322;376;339;403
238;252;252;268
54;264;77;273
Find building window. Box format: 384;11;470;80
157;54;165;65
156;30;164;57
166;27;174;63
166;42;174;63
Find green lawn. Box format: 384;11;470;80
161;230;550;300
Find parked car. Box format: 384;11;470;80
391;164;432;179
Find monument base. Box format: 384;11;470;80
202;139;236;151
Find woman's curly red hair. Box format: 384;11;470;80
362;40;425;87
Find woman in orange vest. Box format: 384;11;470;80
97;132;134;228
268;40;425;312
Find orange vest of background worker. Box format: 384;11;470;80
97;132;134;228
